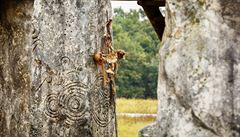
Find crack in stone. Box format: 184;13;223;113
225;47;239;136
191;110;218;136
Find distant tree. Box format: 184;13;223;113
113;8;160;99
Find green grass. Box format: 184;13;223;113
116;98;158;114
117;116;156;137
116;98;158;137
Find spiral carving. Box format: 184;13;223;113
44;82;88;125
59;82;87;125
45;94;59;118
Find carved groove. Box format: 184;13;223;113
32;22;44;51
60;82;88;125
45;94;60;118
91;75;113;127
45;82;88;125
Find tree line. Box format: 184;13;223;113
113;8;160;99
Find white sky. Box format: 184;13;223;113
111;1;141;12
111;1;166;16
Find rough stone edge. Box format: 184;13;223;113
139;122;157;137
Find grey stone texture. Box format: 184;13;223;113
0;0;116;136
139;122;157;137
153;0;240;137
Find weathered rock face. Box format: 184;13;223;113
155;0;240;137
0;0;116;136
139;122;158;137
0;0;33;136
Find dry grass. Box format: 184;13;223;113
117;116;156;137
116;98;158;137
116;98;158;114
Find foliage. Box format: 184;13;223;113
113;8;160;98
116;98;157;114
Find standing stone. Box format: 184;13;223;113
153;0;240;137
0;0;33;136
0;0;116;136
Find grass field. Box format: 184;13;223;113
116;98;158;114
116;98;158;137
117;116;156;137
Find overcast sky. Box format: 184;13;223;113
111;1;141;11
111;1;166;16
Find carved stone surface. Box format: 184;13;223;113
0;0;116;136
150;0;240;137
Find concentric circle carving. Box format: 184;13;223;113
44;82;88;125
59;83;87;124
45;94;59;118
